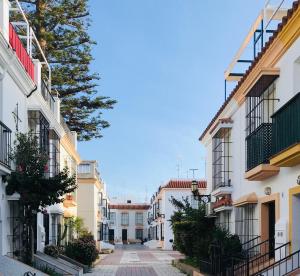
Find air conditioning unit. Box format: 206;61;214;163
205;202;215;217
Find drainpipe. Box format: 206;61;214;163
26;85;37;98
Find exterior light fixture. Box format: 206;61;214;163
191;180;211;204
297;175;300;185
264;186;272;196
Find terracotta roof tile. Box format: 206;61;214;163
163;179;207;189
209;118;233;135
109;204;150;210
199;0;300;141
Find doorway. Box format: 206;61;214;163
291;193;300;251
268;201;275;257
261;200;276;257
122;229;127;243
109;229;114;243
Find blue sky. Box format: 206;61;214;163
78;0;266;202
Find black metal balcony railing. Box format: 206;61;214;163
272;92;300;156
246;123;272;171
0;121;12;168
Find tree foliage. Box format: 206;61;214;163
17;0;116;140
6;133;77;210
169;197;242;265
5;132;77;263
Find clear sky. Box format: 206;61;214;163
78;0;267;202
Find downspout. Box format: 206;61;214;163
26;85;37;98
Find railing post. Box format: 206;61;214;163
246;254;250;276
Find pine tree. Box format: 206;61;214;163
18;0;116;140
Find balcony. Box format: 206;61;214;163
211;179;233;197
270;92;300;167
9;23;34;82
212;195;232;213
245;123;279;180
0;121;11;169
41;79;55;112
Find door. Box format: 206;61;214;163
43;213;49;245
268;201;275;257
122;229;127;243
109;229;114;242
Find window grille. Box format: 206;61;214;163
215;211;231;232
136;229;143;240
28;110;50;154
110;212;116;225
135;212;143;225
245;82;278;170
7;201;23;259
235;204;258;245
49;130;60;176
121;213;129;225
212;128;232;190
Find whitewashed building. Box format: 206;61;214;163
108;202;149;244
148;179;207;250
0;0;81;263
200;1;300;274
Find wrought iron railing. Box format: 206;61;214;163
241;236;261;251
256;247;300;276
246;123;272;171
271;92;300;157
232;241;290;276
0;121;11;168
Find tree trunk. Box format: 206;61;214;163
36;0;47;53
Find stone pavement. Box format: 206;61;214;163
89;244;185;276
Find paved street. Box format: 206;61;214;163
90;244;185;276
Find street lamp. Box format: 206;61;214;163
191;180;211;204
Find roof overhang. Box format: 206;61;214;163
233;192;258;207
245;67;279;97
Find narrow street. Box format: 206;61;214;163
90;244;185;276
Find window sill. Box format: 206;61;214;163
244;164;279;181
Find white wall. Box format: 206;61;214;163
109;208;148;242
202;36;300;248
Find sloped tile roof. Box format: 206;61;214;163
163;179;207;189
109;204;150;210
199;0;300;141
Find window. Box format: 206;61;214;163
28;110;50;154
135;213;143;225
51;214;62;245
97;222;101;241
245;82;278;170
110;212;116;225
212;128;232;190
49;130;60;176
215;211;231;232
7;201;23;259
136;229;143;240
78;163;91;173
160;223;164;241
121;213;129;225
235;205;258;245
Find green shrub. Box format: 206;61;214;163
44;245;60;258
65;234;99;266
